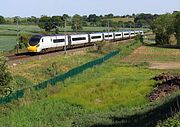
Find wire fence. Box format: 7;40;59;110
0;50;120;105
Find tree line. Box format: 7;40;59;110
0;13;158;32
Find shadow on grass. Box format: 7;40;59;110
144;43;180;49
90;95;180;127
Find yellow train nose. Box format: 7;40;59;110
27;46;37;52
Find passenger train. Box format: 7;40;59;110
27;30;144;53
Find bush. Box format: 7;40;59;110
0;57;13;97
95;41;107;53
17;32;32;49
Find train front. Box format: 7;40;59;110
27;35;41;53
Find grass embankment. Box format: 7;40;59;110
122;46;180;63
1;40;179;127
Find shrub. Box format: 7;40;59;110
0;57;13;97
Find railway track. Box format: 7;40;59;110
7;45;95;64
7;39;133;64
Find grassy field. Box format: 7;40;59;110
0;36;17;51
122;46;180;62
1;39;179;126
104;17;134;22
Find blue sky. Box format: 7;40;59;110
1;0;180;17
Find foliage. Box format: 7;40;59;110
38;16;64;31
17;32;32;49
156;113;180;127
45;62;59;77
71;14;83;31
0;16;5;24
0;57;13;97
174;12;180;45
27;16;38;24
95;41;107;53
134;13;158;28
152;14;175;45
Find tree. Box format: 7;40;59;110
52;16;64;27
174;12;180;45
38;16;64;31
62;14;70;20
71;14;83;31
0;16;5;24
134;13;157;28
27;16;38;24
88;14;101;26
0;57;13;97
152;14;175;45
13;16;20;24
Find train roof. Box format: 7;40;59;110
31;30;144;38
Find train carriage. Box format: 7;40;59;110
70;34;89;45
103;32;114;40
89;33;103;43
114;32;123;40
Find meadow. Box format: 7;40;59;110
0;38;179;126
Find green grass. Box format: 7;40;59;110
156;112;180;127
52;63;159;110
0;36;17;51
1;40;179;127
11;52;101;89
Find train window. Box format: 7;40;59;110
42;39;44;42
124;33;129;35
115;34;121;36
29;37;41;46
105;35;112;37
72;37;86;41
53;39;65;43
91;36;101;39
131;33;135;35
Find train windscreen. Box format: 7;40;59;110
29;36;41;46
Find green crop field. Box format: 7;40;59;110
0;36;17;51
104;17;134;22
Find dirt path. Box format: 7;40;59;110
149;62;180;69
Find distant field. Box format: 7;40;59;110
0;36;17;51
105;17;134;22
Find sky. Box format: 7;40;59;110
1;0;180;17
